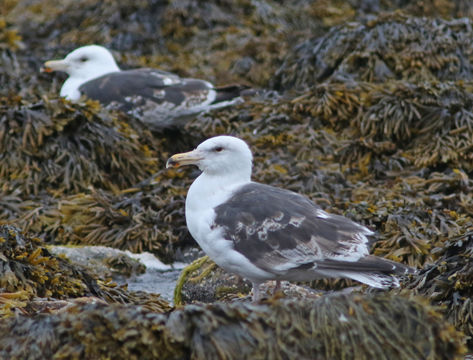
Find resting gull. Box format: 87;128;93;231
42;45;247;129
166;136;414;301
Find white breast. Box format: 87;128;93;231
185;173;239;241
60;78;83;100
185;174;273;282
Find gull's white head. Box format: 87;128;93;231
42;45;120;100
166;136;253;179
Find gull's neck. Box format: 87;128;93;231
185;169;251;241
61;64;120;100
187;169;251;213
60;78;88;100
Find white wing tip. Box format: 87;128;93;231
344;273;400;288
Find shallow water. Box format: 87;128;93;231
115;267;183;303
50;245;187;303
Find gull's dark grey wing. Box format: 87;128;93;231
213;182;412;282
78;68;214;112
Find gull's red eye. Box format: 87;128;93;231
214;146;224;152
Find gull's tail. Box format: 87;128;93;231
316;255;416;288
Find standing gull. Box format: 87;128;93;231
42;45;247;129
167;136;414;301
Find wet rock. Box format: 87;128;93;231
0;294;466;359
49;245;186;303
48;245;147;278
174;256;251;304
174;256;409;305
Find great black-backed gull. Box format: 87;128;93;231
42;45;247;129
167;136;414;301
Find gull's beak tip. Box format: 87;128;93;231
41;59;67;73
166;157;178;169
165;150;201;169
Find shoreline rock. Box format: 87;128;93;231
0;294;466;359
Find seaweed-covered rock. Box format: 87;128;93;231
158;0;328;87
389;0;473;19
279;78;473;184
0;225;170;316
8;178;192;258
174;256;353;304
410;230;473;349
5;0;375;95
2;1;473;353
49;245;146;278
0;294;466;359
174;256;251;304
336;82;473;170
0;17;22;50
274;14;473;90
0;224;101;299
0;97;158;194
6;0;168;55
0;95;198;256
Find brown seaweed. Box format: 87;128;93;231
0;294;466;359
0;16;21;50
7;176;192;260
0;97;159;194
2;1;473;352
274;13;473;90
0;225;170;317
174;256;251;304
409;230;473;349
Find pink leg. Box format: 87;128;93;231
273;280;281;295
252;283;261;302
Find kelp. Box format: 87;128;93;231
0;294;466;359
8;174;192;260
391;0;473;19
274;79;473;172
409;230;473;348
0;188;37;222
0;225;170;317
274;13;473;90
6;0;168;54
0;224;99;299
0;96;159;195
158;0;321;87
0;16;21;50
